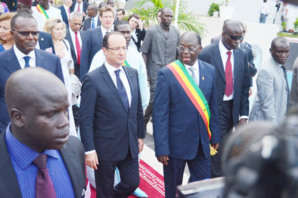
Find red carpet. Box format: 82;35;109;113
88;160;165;198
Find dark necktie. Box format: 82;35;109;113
24;56;31;68
33;155;57;198
75;32;81;64
189;67;198;86
225;51;233;96
115;69;129;112
91;18;95;29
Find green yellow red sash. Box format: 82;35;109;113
36;4;49;19
123;60;131;67
167;60;211;140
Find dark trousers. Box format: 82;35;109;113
163;143;210;198
144;82;155;132
95;152;139;198
211;100;234;178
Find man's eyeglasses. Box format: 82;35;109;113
12;30;39;37
177;45;200;53
229;35;243;41
106;47;127;52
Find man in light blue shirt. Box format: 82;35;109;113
0;67;86;197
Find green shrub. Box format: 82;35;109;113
208;3;220;16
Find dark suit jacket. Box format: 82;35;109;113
80;65;144;161
59;5;70;28
0;48;64;132
80;27;103;80
0;132;86;198
70;0;88;14
153;60;220;159
240;42;257;86
82;17;101;31
38;31;55;54
65;29;84;78
131;28;146;51
199;43;250;126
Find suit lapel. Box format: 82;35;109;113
212;45;226;82
3;48;22;74
233;49;240;90
35;50;46;68
198;60;206;92
100;65;128;112
66;31;76;61
123;66;134;114
60;143;82;197
0;132;22;197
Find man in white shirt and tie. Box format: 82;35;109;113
80;32;144;198
0;12;64;132
199;20;250;178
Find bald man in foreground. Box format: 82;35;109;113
0;68;86;197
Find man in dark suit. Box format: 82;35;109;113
38;31;55;53
80;5;114;80
66;11;84;78
70;0;88;15
0;12;64;132
80;32;144;198
199;20;250;178
0;67;86;197
59;0;73;28
82;4;100;31
153;32;220;198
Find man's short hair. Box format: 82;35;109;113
114;20;129;31
99;5;114;17
70;11;83;21
117;8;125;15
11;12;35;29
102;32;123;48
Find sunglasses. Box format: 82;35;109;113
229;35;243;41
12;30;39;37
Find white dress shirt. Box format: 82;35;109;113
74;2;83;14
101;26;113;38
105;61;132;107
13;45;36;69
219;39;234;101
185;61;199;87
69;29;82;59
89;46;150;109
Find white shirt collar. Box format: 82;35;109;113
219;39;233;55
185;60;199;72
13;45;36;64
105;61;124;75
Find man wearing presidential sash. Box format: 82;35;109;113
153;32;220;198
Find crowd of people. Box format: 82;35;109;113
0;0;297;198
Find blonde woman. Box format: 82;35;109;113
44;18;79;136
0;12;16;52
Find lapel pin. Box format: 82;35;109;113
202;76;205;80
41;38;44;41
81;189;86;196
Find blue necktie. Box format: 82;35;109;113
115;69;129;112
91;18;95;29
24;56;31;68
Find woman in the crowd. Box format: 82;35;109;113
127;14;146;52
0;12;15;52
44;18;79;136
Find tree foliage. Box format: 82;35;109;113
130;0;205;36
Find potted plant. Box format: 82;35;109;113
294;18;298;32
208;2;220;17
